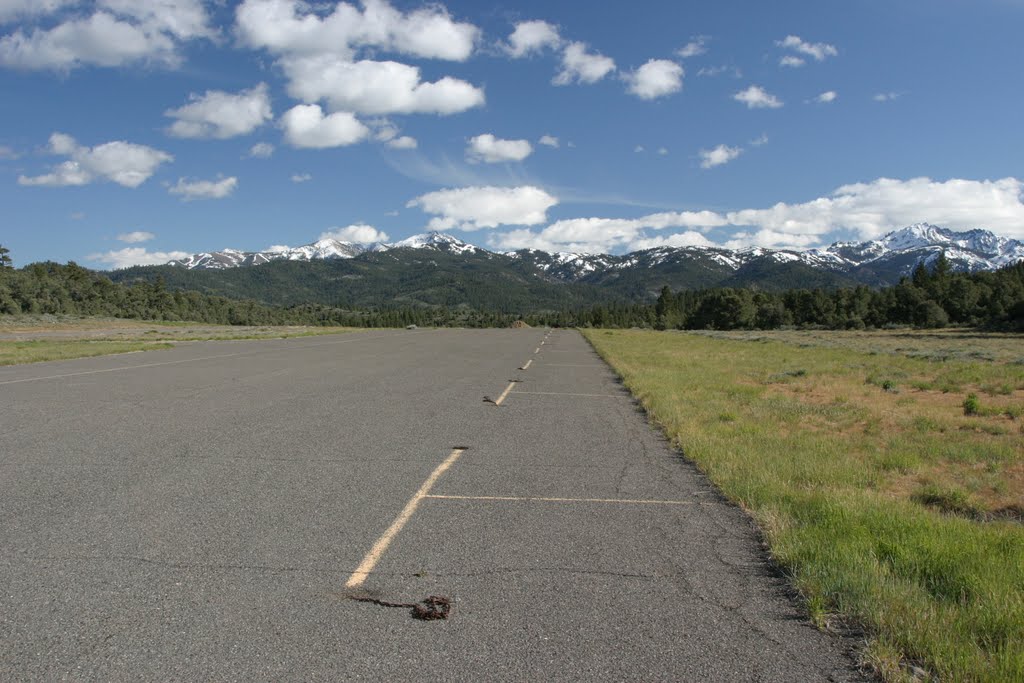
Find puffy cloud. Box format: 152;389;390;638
733;85;783;109
676;36;708;59
281;55;484;116
628;231;715;251
814;90;837;104
290;172;312;183
553;41;615;85
874;92;900;102
505;19;561;58
700;144;742;169
0;0;74;23
280;104;369;148
776;35;837;62
116;230;155;243
538;135;559;148
624;59;683;100
750;133;769;146
168;176;238;201
369;117;417;149
88;247;191;269
466;134;532;164
724;177;1024;242
165;83;273;139
235;0;478;62
407;185;558;231
779;55;804;68
490;178;1024;253
657;147;669;156
488;210;728;254
386;135;417;149
0;1;213;70
98;0;214;40
319;223;389;243
18;132;172;187
248;142;274;158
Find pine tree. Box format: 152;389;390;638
0;244;11;269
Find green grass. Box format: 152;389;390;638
0;319;362;366
0;340;174;366
583;329;1024;682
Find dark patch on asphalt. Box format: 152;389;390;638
349;594;452;621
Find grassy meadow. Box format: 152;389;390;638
583;328;1023;682
0;316;358;366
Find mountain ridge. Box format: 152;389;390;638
164;224;1024;281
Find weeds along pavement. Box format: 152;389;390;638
584;328;1024;683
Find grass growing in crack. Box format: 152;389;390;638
583;328;1024;683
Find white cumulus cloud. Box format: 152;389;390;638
88;247;191;269
280;104;369;148
281;55;484;116
116;230;155;243
0;0;75;23
553;41;615;85
236;0;478;61
168;175;238;201
700;144;742;169
0;1;213;70
776;35;837;62
624;59;683;100
724;177;1024;243
165;83;273;139
319;223;389;243
466;134;532;164
538;135;559;148
290;173;312;183
676;36;708;59
779;55;804;68
505;20;561;58
488;210;728;254
18;132;172;188
407;185;558;231
248;142;274;158
814;90;837;104
733;85;783;109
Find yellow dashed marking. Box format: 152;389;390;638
494;380;518;406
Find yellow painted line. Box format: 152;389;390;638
511;390;625;398
345;448;467;588
425;494;693;506
534;347;541;354
520;359;533;370
493;380;518;406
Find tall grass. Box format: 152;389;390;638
583;329;1024;682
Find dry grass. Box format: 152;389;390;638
0;316;359;366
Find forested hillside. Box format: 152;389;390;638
1;247;1021;331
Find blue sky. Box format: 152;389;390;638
1;0;1022;268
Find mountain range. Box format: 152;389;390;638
108;225;1024;311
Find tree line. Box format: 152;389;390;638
1;248;1021;331
572;255;1024;331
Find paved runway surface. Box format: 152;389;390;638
1;329;866;681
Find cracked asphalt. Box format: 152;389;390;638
0;328;869;681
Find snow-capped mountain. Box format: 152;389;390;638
169;232;478;270
167;225;1023;284
811;223;1024;273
